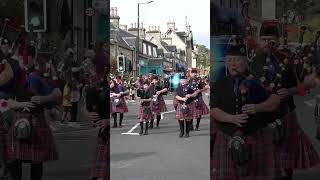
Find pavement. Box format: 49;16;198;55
110;94;210;180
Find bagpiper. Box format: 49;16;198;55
249;22;320;179
175;73;198;137
110;75;128;128
211;44;281;179
137;81;153;135
149;75;168;128
85;72;109;180
188;69;209;131
5;51;61;180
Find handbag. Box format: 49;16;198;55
143;106;152;115
181;103;189;114
268;119;286;145
228;136;251;177
14;118;32;140
98;127;109;144
113;97;121;107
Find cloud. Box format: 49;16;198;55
110;0;210;47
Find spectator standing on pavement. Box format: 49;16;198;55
70;77;81;127
61;79;72;125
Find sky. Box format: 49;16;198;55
110;0;210;48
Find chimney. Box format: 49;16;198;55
131;23;133;28
158;26;160;31
167;21;176;32
115;7;118;16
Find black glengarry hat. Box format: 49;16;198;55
226;44;247;57
260;20;280;37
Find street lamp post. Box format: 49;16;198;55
136;1;153;79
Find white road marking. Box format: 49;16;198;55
122;110;175;135
121;133;140;136
305;99;316;107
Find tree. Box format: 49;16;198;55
196;45;210;69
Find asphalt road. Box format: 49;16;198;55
110;94;210;180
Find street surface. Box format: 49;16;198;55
110;93;210;180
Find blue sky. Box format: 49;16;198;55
110;0;210;48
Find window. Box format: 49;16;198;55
148;45;152;56
143;43;147;54
153;47;157;57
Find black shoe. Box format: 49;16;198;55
139;122;143;135
179;121;184;138
112;124;117;128
144;122;149;135
195;127;200;131
119;125;122;128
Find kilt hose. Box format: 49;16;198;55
6;111;58;162
138;105;153;121
276;111;320;170
111;97;128;113
195;96;209;118
91;135;108;180
175;103;196;120
151;95;167;114
212;127;278;180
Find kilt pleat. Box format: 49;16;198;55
195;96;209;117
138;105;153;121
0;117;9;161
175;103;195;120
151;95;167;113
6;111;58;162
91;135;108;180
211;127;277;180
276;111;320;169
111;97;128;113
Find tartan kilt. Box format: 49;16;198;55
195;96;209;117
0;116;9;161
151;95;167;113
111;97;128;113
175;102;195;120
211;127;277;180
6;111;58;162
276;111;320;169
91;135;108;180
138;105;153;121
173;97;178;110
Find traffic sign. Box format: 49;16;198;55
86;8;95;16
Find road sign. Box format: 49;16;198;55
85;8;95;16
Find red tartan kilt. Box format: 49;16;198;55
91;135;108;180
0;117;9;160
6;111;58;162
111;97;128;113
151;95;167;113
138;105;153;121
195;96;209;117
212;127;277;180
175;102;195;120
276;111;320;169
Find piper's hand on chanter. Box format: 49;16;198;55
87;112;101;122
31;96;45;104
228;114;248;127
277;88;290;99
241;104;257;114
94;120;107;128
7;100;35;110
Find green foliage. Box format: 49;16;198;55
196;45;210;69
